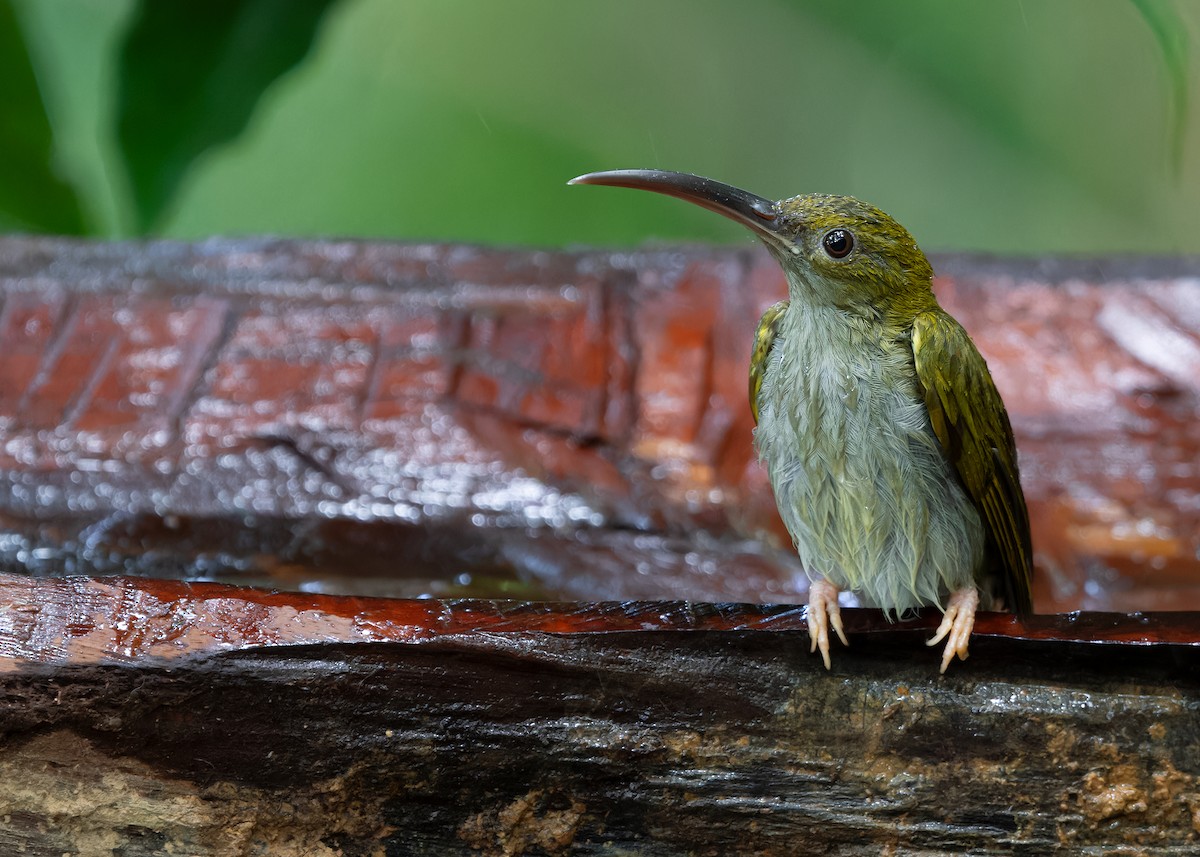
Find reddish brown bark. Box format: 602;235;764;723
1;239;1198;611
1;238;1199;854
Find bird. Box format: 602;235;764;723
569;169;1033;672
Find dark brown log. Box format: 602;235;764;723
1;575;1198;855
2;237;1200;853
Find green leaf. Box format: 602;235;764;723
0;0;85;234
115;0;338;233
791;0;1191;222
1129;0;1191;173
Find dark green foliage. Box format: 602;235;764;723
0;0;85;234
114;0;338;232
0;0;1193;246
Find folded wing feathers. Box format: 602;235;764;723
911;312;1033;615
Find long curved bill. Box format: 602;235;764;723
568;169;788;247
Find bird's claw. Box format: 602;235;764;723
807;579;848;670
927;587;980;673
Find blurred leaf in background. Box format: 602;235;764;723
0;0;85;233
116;0;337;232
1131;0;1191;172
2;0;1198;254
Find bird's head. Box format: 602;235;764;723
569;169;935;317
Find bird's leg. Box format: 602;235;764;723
806;578;849;670
926;586;980;674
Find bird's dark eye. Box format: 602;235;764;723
822;229;854;259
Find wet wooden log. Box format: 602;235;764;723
1;237;1200;853
0;239;1198;610
1;574;1198;856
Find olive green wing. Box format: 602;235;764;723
911;310;1033;614
749;301;788;425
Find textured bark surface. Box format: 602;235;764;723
1;237;1200;853
1;574;1198;856
1;238;1199;612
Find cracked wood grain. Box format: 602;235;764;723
0;238;1197;610
0;238;1199;853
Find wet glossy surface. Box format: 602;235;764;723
1;571;1197;855
1;573;1196;670
1;239;1199;855
0;238;1198;613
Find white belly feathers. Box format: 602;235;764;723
754;304;984;615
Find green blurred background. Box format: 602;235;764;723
4;0;1198;253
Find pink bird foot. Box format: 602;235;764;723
806;579;849;670
927;587;980;674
